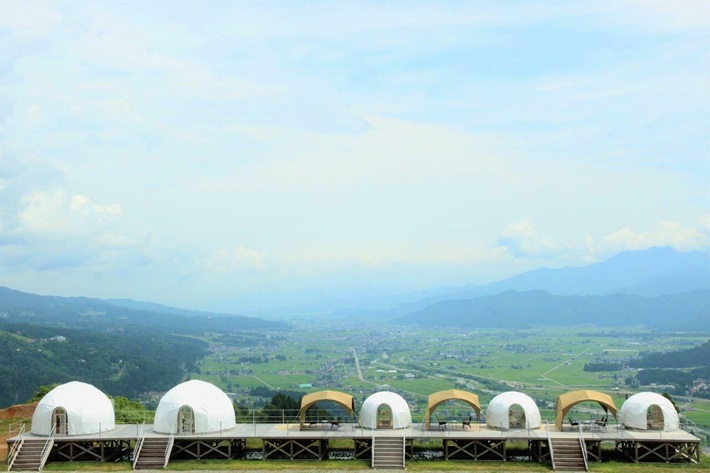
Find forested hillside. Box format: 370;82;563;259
631;340;710;399
0;286;282;333
0;321;208;407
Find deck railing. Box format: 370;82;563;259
131;421;146;470
38;430;55;471
546;421;555;469
578;423;589;471
164;432;174;468
7;422;26;470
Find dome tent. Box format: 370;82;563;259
154;380;236;434
486;391;541;430
359;391;411;430
31;381;115;436
619;392;679;432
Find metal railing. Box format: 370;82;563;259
132;421;146;470
546;421;555;470
164;432;175;468
578;423;589;471
402;432;406;469
38;430;55;471
6;422;26;471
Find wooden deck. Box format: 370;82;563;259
7;422;702;466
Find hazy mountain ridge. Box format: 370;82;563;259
332;247;709;320
0;286;283;333
391;289;710;329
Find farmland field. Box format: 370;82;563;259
178;319;710;435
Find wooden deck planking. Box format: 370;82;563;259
7;422;701;443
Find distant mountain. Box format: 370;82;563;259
0;286;283;333
106;298;254;319
336;247;709;319
391;289;710;330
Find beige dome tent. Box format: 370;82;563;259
359;391;411;430
31;381;115;436
154;380;236;434
486;391;541;430
619;392;679;432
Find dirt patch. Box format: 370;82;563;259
1;402;37;461
0;402;37;421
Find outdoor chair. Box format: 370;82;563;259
436;416;447;429
568;417;579;429
593;416;607;429
462;415;472;429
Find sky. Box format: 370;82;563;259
1;0;709;313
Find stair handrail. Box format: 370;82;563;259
546;421;555;470
402;432;406;469
132;421;146;470
164;421;176;469
578;423;589;471
6;422;25;471
38;430;55;471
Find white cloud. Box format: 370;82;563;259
201;245;266;274
497;218;562;258
586;218;710;259
19;190;122;236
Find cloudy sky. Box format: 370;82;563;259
1;1;708;313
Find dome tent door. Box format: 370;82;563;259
647;405;664;430
508;404;526;429
377;404;393;429
178;405;195;433
53;407;68;435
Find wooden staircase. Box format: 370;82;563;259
133;437;172;470
372;436;405;469
550;437;587;471
8;439;47;471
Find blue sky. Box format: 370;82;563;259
1;1;708;313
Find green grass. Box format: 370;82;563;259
39;455;710;471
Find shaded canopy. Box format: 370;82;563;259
619;392;679;432
486;391;541;430
299;390;355;425
424;389;480;429
555;390;617;430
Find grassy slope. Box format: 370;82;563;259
39;455;710;471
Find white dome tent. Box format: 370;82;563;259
486;391;541;430
619;392;680;432
154;380;236;434
31;381;115;436
359;391;411;430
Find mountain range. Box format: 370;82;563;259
0;286;282;333
373;247;709;316
391;288;710;330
